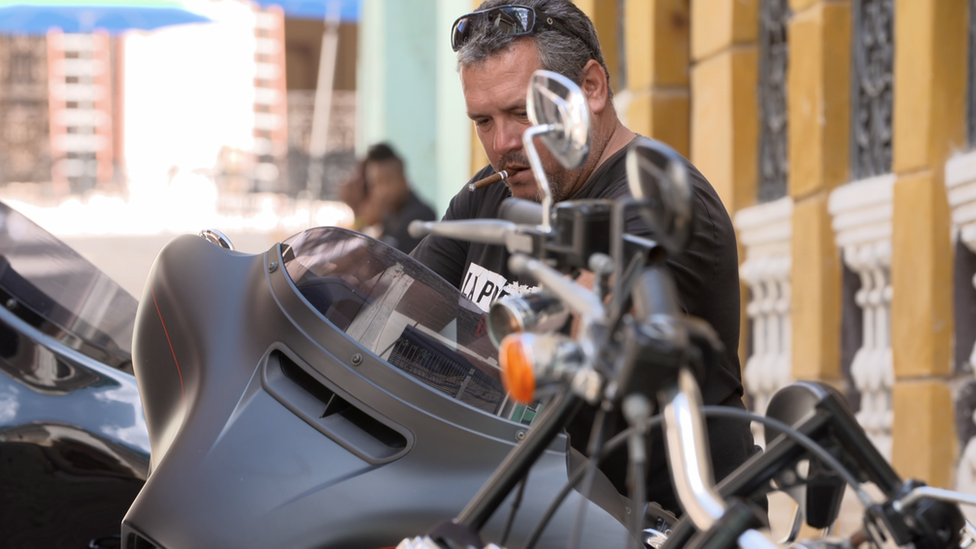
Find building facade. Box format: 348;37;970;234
0;31;123;194
565;0;965;496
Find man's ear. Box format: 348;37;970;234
580;59;609;115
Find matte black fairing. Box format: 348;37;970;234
124;228;631;549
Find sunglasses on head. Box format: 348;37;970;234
450;4;583;52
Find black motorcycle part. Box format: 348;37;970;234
866;480;965;549
661;381;904;549
0;200;148;548
550;200;611;271
764;383;849;529
123;228;633;549
456;390;582;531
0;425;145;549
682;498;766;549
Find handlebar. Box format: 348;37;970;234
660;369;724;530
408;219;517;245
408;219;537;257
893;486;976;512
499;197;543;225
508;254;605;320
401;130;975;549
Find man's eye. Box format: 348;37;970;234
475;118;491;128
514;111;528;119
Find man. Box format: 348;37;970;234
339;142;436;254
411;0;757;516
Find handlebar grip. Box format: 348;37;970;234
683;499;769;549
408;219;517;245
499;197;543;225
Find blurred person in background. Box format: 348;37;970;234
338;142;436;253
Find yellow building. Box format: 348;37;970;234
568;0;973;496
455;0;972;500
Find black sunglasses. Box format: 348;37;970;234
450;4;583;52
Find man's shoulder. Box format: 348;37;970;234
575;140;632;200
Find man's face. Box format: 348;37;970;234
365;159;408;208
460;39;580;202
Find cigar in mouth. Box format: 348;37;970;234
468;170;509;192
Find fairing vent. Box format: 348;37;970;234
125;532;160;549
264;350;411;464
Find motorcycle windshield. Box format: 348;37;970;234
283;227;523;419
0;200;137;369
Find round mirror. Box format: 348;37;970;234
526;70;590;170
625;137;693;256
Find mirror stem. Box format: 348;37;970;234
522;123;557;233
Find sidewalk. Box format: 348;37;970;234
0;185;352;297
60;232;280;298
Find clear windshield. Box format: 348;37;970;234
0;200;137;369
283;227;532;421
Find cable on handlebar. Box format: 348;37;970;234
500;472;529;547
525;420;659;549
701;407;871;507
568;406;613;549
524;405;873;549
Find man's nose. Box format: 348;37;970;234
493;119;523;156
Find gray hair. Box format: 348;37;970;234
455;0;612;98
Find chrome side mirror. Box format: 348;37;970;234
524;69;591;232
198;229;235;251
625;137;693;256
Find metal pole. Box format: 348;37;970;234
305;0;342;199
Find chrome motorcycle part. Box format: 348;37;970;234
198;228;235;250
661;368;725;530
487;290;568;348
526;70;590;171
498;332;584;404
523;70;591;234
893;486;976;512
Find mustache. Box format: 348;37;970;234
497;153;530;173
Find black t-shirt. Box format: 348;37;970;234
411;142;756;515
381;190;436;254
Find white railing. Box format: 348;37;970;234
946;150;976;519
829;174;896;459
735;197;793;443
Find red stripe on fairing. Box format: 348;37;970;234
150;286;185;402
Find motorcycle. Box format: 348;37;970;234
5;61;973;549
0;68;642;549
117;73;644;549
0;199;150;548
392;71;976;549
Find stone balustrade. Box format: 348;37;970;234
735;197;793;442
946;150;976;517
829;174;896;459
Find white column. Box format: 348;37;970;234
735;197;793;441
828;174;896;459
945;151;976;518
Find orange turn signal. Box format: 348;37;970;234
499;333;536;404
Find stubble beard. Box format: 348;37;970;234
542;129;609;203
499;129;609;203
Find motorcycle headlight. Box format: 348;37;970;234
487;290;568;348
